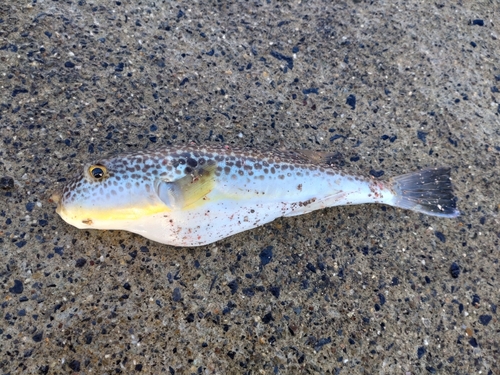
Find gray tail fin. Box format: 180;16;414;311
391;167;460;218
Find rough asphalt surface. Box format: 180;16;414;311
1;1;498;374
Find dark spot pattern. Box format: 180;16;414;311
57;144;372;215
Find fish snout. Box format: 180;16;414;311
50;192;62;215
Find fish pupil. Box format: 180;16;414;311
91;167;104;179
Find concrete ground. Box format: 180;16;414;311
1;1;498;374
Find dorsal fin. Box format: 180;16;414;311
293;150;345;167
155;162;217;210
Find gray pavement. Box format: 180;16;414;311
0;1;498;374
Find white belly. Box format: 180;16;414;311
119;173;392;246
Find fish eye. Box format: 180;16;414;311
89;165;107;180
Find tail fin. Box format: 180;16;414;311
390;167;460;218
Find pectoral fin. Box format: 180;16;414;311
155;162;217;210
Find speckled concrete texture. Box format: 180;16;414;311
1;1;499;374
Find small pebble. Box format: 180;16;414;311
9;280;24;294
32;332;43;342
75;258;86;268
262;312;274;324
270;50;294;70
468;338;478;347
269;286;280;298
478;315;492;326
81;333;92;345
227;279;238;295
11;88;27;97
369;169;384;178
450;262;460;278
417;346;426;359
472;294;480;307
302;88;318;95
330;134;345;142
259;246;273;266
306;263;317;272
434;231;446;243
417;131;428;145
69;360;81;372
379;293;386;305
0;176;14;190
172;287;182;302
314;337;332;352
346;94;356;110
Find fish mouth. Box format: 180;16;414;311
50;192;62;215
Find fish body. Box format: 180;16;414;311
53;145;459;247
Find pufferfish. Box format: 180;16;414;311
52;145;459;247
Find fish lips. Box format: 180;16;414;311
50;192;62;214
